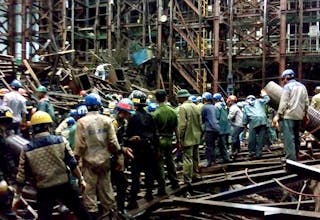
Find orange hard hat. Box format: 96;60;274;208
79;90;87;96
0;88;9;97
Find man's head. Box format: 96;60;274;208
129;90;147;109
10;79;22;91
30;111;53;133
227;95;237;105
281;69;295;84
155;89;167;103
176;89;191;103
202;92;213;103
314;86;320;94
36;85;47;98
116;98;135;119
85;93;102;111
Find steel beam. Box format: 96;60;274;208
144;198;320;219
286;159;320;181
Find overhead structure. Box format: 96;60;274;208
0;0;320;97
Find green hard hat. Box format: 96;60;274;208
176;89;191;98
36;85;47;93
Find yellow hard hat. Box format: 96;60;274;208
0;180;8;194
30;111;53;126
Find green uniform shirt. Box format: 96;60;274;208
153;103;178;137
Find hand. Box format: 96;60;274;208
260;89;267;96
122;147;134;159
79;178;86;193
272;115;280;129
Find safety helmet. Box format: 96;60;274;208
18;88;28;97
0;180;8;194
79;90;87;96
202;92;213;101
0;106;13;124
147;102;158;112
69;109;77;117
76;105;88;117
227;95;237;103
188;95;197;103
130;90;147;105
66;117;76;127
213;93;223;101
30;111;53;126
36;85;47;93
85;93;102;106
281;69;295;79
116;98;135;114
246;95;256;105
10;79;22;89
108;101;117;110
176;89;191;98
0;88;9;97
196;96;202;102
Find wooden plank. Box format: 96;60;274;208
23;59;41;87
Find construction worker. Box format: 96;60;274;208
227;95;245;160
176;89;202;189
126;90;166;209
311;86;320;111
74;93;121;219
243;90;270;159
272;69;309;161
15;111;91;220
3;80;27;134
111;98;135;215
36;85;56;122
55;109;77;136
0;106;17;220
213;93;230;163
201;92;220;167
153;89;180;190
68;106;88;150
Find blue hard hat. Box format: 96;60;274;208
66;117;76;126
281;69;295;78
188;95;197;103
76;105;88;117
147;102;158;112
85;93;102;106
202;92;212;100
10;80;22;89
69;109;77;117
213;93;223;101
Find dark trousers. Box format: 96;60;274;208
204;130;219;163
130;149;165;200
37;183;91;220
111;170;127;212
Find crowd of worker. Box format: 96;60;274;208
0;68;312;219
